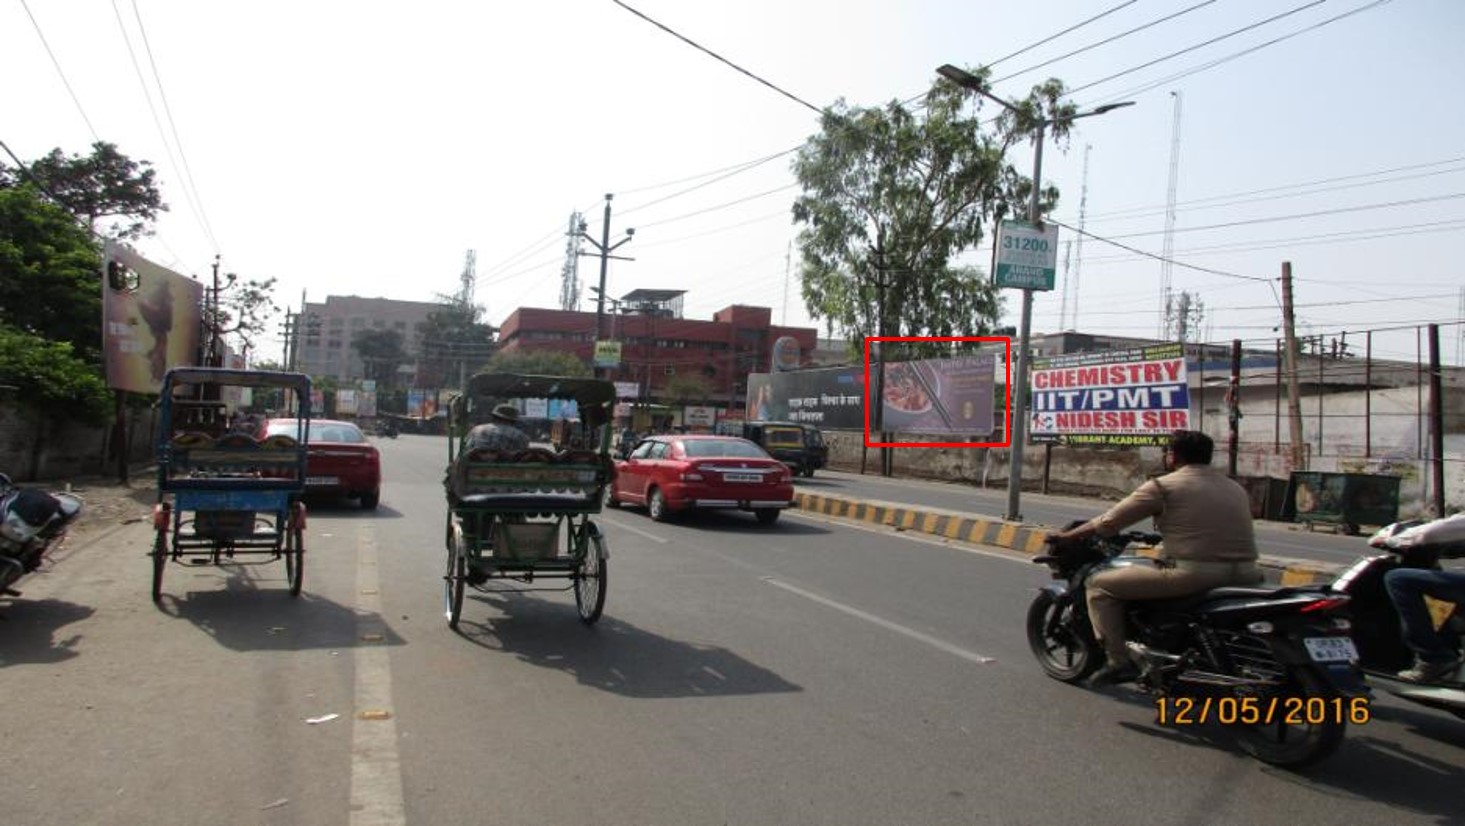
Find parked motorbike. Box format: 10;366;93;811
1328;515;1465;720
377;421;398;439
1027;524;1369;768
0;473;85;598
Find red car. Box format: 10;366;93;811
605;434;794;524
260;418;381;509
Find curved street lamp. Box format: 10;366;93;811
937;64;1133;521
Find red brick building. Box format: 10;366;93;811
496;290;817;415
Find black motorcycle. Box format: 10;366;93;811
1027;525;1369;768
1328;517;1465;720
0;473;85;598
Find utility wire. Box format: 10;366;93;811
985;1;1140;67
20;0;101;144
1045;218;1269;283
609;0;823;115
111;0;214;254
1092;192;1465;240
994;1;1218;85
1069;0;1332;96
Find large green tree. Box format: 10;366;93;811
5;142;166;240
415;298;496;388
0;186;103;360
791;68;1077;345
0;325;111;423
352;328;409;386
482;349;590;378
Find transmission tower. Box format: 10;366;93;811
560;211;584;311
1159;91;1183;339
1173;290;1204;345
1062;143;1092;332
460;249;476;306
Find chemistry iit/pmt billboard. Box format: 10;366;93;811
1029;342;1190;446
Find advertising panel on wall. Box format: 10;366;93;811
336;388;358;415
101;242;204;394
1029;342;1190;446
357;389;378;417
683;405;716;427
881;355;996;436
746;367;866;429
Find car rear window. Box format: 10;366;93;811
682;438;768;458
265;421;366;443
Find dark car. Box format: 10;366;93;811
605;434;794;524
260;418;381;509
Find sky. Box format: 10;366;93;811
6;0;1463;368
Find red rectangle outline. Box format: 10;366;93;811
864;336;1011;448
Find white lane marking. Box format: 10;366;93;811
784;509;1035;566
600;514;671;544
350;527;406;826
762;577;995;665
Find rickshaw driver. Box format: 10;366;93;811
467;404;530;454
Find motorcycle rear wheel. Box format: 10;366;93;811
1026;590;1102;683
1236;669;1347;769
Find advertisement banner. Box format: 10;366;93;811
357;389;378;417
407;389;437;418
101;242;204;394
593;340;622;368
614;381;640;400
746;367;866;429
881;355;996;435
1029;342;1190;446
336;388;358;415
684;405;716;427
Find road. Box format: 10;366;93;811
2;433;1461;826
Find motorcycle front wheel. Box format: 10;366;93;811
1026;590;1102;683
1235;668;1348;769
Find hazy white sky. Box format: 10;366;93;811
6;0;1462;366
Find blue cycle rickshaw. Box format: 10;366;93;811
151;368;311;601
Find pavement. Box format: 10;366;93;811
32;465;1346;586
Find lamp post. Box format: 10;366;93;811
936;64;1132;521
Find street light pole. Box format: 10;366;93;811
936;64;1132;521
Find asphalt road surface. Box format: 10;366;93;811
2;433;1460;826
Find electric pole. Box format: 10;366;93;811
1280;262;1306;470
578;194;635;376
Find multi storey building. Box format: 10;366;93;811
295;295;442;382
496;290;817;413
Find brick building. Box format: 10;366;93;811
496;290;817;414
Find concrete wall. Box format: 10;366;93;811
0;401;157;483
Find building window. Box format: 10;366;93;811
664;365;676;376
350;317;365;328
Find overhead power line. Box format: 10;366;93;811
995;0;1218;85
985;1;1140;68
21;0;101;143
610;0;822;115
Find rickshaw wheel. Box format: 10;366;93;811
150;525;168;603
575;525;608;624
445;536;465;629
285;524;304;597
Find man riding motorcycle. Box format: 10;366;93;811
1046;430;1263;685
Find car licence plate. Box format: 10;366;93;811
724;473;762;483
1304;636;1359;663
306;476;339;486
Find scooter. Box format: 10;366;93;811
1329;515;1465;720
0;473;85;598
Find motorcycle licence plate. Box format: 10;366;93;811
1304;636;1359;663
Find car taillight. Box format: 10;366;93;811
680;471;704;481
1300;596;1350;613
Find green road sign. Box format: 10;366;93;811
994;220;1059;291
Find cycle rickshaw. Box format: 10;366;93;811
443;372;614;628
151;367;311;601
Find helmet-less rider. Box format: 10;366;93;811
1047;430;1264;686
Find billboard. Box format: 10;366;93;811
1029;342;1190;446
101;242;204;394
746;367;867;430
881;355;996;436
336;388;358;415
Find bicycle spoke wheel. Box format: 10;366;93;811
444;534;465;629
575;524;608;624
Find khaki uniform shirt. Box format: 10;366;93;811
1087;464;1258;563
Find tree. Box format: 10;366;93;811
352;328;409;386
0;186;103;360
664;373;714;404
416;299;496;388
791;68;1075;343
209;274;279;361
0;324;111;423
7;142;166;240
483;349;591;378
